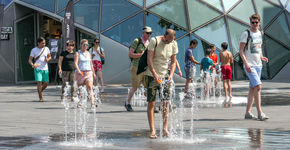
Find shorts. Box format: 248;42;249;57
93;60;102;71
146;75;172;102
185;67;195;79
244;66;262;88
221;65;232;80
34;69;49;82
131;65;146;88
75;70;93;85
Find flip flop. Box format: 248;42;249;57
39;99;44;102
149;134;158;139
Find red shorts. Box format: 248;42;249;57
93;60;102;71
221;65;232;80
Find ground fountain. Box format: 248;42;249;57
130;85;147;107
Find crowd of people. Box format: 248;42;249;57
28;14;269;139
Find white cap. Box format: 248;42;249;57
143;26;153;33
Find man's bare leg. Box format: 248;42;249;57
246;87;255;113
162;101;170;136
223;80;227;98
227;80;232;98
147;101;157;138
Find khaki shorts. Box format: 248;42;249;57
131;65;146;88
146;75;172;102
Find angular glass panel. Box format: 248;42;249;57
287;12;290;26
145;13;187;39
1;0;12;7
280;0;287;7
266;13;290;47
228;18;249;56
146;0;161;7
20;0;55;12
264;35;290;78
103;13;144;47
149;0;187;28
58;10;65;17
176;36;190;78
187;0;221;29
101;0;141;31
268;0;281;6
202;0;223;12
57;0;78;12
229;0;255;24
74;0;100;32
286;3;290;12
255;0;282;28
222;0;239;12
130;0;143;7
194;17;231;53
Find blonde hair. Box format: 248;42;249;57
80;39;88;45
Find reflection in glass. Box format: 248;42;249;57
145;13;187;39
103;13;143;47
229;0;255;24
233;61;247;80
248;129;263;149
20;0;55;12
266;13;290;48
187;0;221;30
176;36;190;78
149;0;187;28
146;0;160;7
130;0;143;7
254;0;281;28
264;36;290;79
57;0;77;12
228;18;249;56
222;0;239;12
194;17;231;52
202;0;223;12
74;0;100;32
101;0;140;31
1;0;12;7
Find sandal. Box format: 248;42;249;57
149;134;158;139
39;99;44;102
163;130;170;137
77;102;82;108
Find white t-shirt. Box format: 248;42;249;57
90;47;104;61
30;47;50;70
240;30;262;67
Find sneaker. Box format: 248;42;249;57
245;112;257;120
124;104;134;112
258;113;269;121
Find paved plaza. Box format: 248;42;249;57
0;81;290;149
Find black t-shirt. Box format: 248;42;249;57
60;51;75;71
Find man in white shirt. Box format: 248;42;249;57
28;37;51;102
239;14;269;121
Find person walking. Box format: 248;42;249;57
58;40;76;101
89;38;105;93
28;37;51;102
239;14;269;121
219;42;233;100
184;39;200;96
125;26;153;112
74;39;97;107
146;29;178;139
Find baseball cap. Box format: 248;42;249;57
143;26;153;33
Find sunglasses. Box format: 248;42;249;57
146;32;152;35
83;44;89;46
67;44;75;46
95;42;100;44
251;21;259;24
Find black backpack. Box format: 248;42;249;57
129;37;143;62
238;29;251;68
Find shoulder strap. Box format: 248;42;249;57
244;29;251;51
154;37;158;50
34;48;45;62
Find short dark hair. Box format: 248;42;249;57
37;37;45;44
94;38;100;43
66;40;75;46
190;39;198;46
250;14;260;21
221;42;228;49
209;44;216;49
164;29;176;37
205;49;211;56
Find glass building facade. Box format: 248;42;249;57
1;0;290;83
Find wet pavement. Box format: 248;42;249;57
0;81;290;149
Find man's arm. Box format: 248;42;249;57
169;54;177;80
190;56;200;65
128;48;144;58
175;60;182;77
147;50;159;82
239;42;251;73
46;53;52;62
260;49;268;63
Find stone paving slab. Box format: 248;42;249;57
0;81;290;138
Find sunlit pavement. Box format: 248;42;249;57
0;81;289;149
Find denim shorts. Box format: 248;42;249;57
244;66;262;88
185;67;195;79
